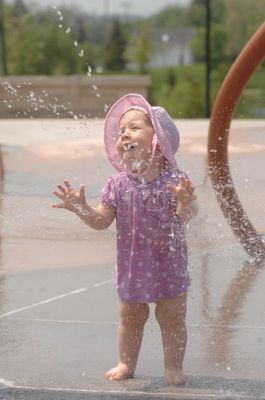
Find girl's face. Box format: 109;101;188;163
116;109;155;173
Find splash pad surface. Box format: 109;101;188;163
0;118;265;399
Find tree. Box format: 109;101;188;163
13;0;27;16
134;33;151;73
104;19;127;72
0;0;8;74
5;6;78;75
191;24;227;66
223;0;265;60
149;5;188;29
126;23;152;73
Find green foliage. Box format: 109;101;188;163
191;23;228;66
149;64;205;118
104;19;127;72
186;1;205;27
149;62;265;118
126;23;152;73
236;65;265;118
2;0;265;117
188;0;265;62
149;6;188;28
5;5;80;75
41;26;77;75
223;0;265;59
188;0;226;25
13;0;27;16
134;35;151;73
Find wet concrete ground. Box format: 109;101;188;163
0;119;265;399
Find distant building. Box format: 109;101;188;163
148;28;196;69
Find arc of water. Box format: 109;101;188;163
208;22;265;263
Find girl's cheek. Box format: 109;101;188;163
116;138;121;148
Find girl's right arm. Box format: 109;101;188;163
52;180;115;230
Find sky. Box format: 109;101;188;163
23;0;191;17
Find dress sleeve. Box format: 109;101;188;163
100;176;118;210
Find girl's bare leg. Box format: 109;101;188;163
155;293;187;385
105;302;150;381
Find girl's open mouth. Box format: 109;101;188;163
123;142;137;151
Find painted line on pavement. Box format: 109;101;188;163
0;279;112;319
1;316;265;331
0;377;14;387
3;317;117;325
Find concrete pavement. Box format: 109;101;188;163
0;119;265;399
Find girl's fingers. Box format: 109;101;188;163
52;203;65;208
79;184;85;201
179;178;194;193
64;180;72;189
53;191;64;200
167;183;179;193
186;186;195;195
57;184;66;194
168;182;193;194
181;178;191;191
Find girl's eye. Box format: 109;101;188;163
118;128;125;136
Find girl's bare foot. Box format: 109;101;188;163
165;367;186;385
105;362;134;381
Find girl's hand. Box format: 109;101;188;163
167;176;196;217
52;180;87;214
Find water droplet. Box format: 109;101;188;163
161;33;170;43
87;65;92;76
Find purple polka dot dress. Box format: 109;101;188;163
100;166;190;303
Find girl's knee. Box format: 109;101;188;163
120;302;150;327
155;294;187;327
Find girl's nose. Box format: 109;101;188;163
121;129;131;140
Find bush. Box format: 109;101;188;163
149;64;205;118
149;62;265;118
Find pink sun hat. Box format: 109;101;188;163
104;93;180;172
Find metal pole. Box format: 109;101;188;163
205;0;211;117
0;0;8;75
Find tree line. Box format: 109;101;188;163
2;0;264;75
1;0;264;117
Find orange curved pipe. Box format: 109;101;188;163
208;22;265;263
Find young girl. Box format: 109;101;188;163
53;94;197;385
